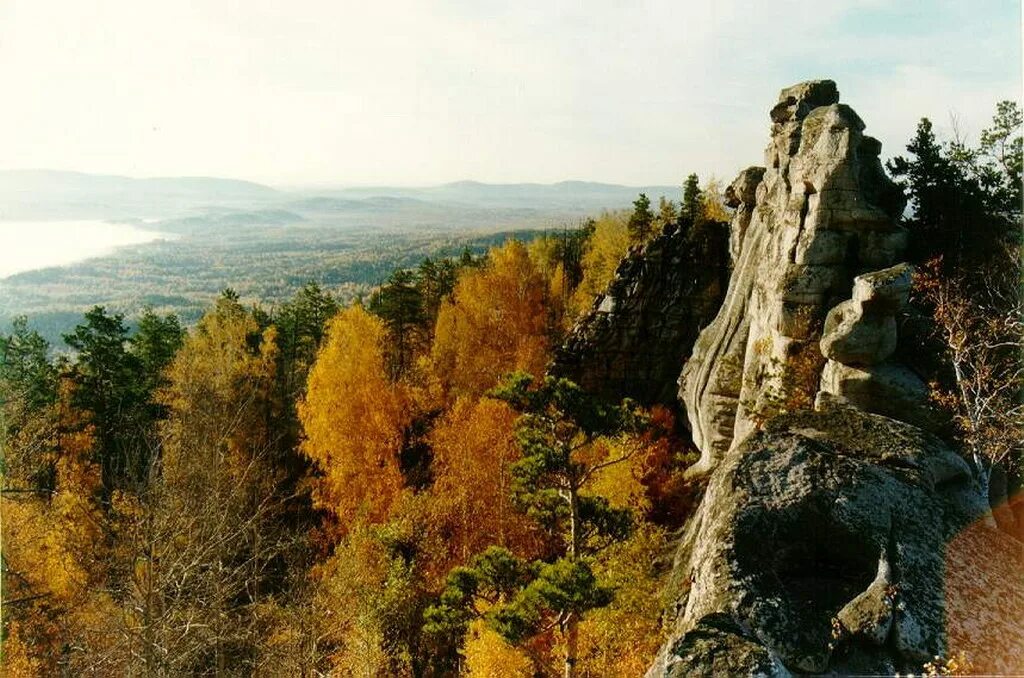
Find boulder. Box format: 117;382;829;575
820;299;898;365
647;405;1023;676
819;360;936;432
655;613;791;677
769;80;840;124
819;263;912;366
817;262;941;431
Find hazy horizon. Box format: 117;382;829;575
0;168;685;192
1;1;1019;187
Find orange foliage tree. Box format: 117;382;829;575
431;240;553;398
2;378;117;675
299;305;413;532
426;397;542;574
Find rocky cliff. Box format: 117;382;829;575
550;221;728;407
642;81;1024;675
548;79;1023;675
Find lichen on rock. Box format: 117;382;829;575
646;405;1023;677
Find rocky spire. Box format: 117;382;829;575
678;79;907;475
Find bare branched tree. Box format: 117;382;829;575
915;250;1024;530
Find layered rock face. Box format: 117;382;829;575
679;80;906;474
551;222;728;407
650;81;1024;676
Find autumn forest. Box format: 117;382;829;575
0;177;729;677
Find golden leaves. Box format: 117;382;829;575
463;619;535;678
299;305;412;530
432;240;553;398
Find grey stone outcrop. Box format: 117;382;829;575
647;405;1023;676
820;264;911;365
678;79;907;476
817;263;938;431
649;80;1024;677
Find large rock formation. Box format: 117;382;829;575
648;404;1024;676
818;263;937;432
551;222;728;407
649;81;1024;676
679;80;906;475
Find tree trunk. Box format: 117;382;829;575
568;486;580;560
974;452;992;506
565;485;580;678
564;615;578;678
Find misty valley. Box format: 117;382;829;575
0;172;677;346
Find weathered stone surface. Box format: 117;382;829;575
679;80;907;474
820;299;897;364
645;78;1023;678
769;80;840;124
550;222;728;407
853;263;913;311
651;613;791;678
836;574;895;647
819;360;936;431
648;404;1023;676
817;262;940;430
820;263;912;365
725;166;766;264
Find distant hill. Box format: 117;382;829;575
0;170;680;223
286;195;439;213
153;209;305;234
310;179;682;211
0;170;279;220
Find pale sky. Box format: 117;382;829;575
0;0;1020;187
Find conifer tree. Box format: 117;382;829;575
426;374;646;678
681;173;702;225
416;257;458;327
130;308;184;426
63;306;146;489
0;316;56;413
370;268;427;378
274;282;339;456
626;193;655;245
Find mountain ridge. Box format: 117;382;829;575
0;169;683;220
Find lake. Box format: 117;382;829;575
0;220;170;279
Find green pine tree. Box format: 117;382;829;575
425;373;646;678
627;193;656;246
369;269;427;378
681;173;702;226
